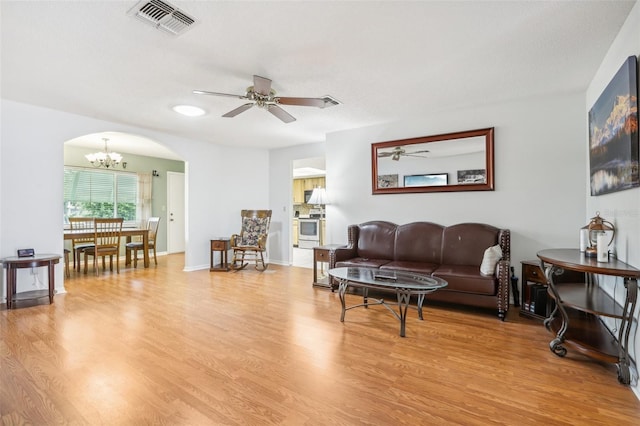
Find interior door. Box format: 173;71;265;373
167;171;185;253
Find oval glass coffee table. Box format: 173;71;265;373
328;267;447;337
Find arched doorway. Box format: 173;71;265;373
63;131;186;262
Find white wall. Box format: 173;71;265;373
268;142;325;264
269;92;587;269
1;100;269;301
586;0;640;396
176;138;269;271
324;91;587;271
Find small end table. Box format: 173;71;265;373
313;244;345;289
1;253;61;309
210;238;231;271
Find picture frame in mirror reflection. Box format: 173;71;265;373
371;127;494;194
457;169;486;184
404;173;448;187
377;174;398;188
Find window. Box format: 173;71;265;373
64;167;138;225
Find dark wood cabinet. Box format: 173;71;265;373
520;261;547;320
520;260;585;320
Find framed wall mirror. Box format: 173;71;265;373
371;127;494;194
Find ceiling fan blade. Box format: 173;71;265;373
222;103;254;118
253;75;272;96
193;90;248;99
277;97;328;108
379;147;404;157
267;105;296;123
278;95;340;108
407;149;430;154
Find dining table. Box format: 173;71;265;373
64;227;150;268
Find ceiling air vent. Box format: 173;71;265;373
128;0;196;36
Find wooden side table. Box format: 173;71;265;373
313;244;344;289
520;260;548;320
210;238;231;271
520;260;585;320
1;254;61;309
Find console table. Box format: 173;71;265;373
1;254;61;309
537;249;639;384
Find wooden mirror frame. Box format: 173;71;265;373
371;127;494;194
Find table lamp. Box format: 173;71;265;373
308;187;328;217
582;212;615;258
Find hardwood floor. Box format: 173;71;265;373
1;254;639;425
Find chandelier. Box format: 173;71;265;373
85;138;123;168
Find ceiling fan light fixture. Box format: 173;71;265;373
194;75;338;123
173;105;205;117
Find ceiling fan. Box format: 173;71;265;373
193;75;339;123
378;146;430;161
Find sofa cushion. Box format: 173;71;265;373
433;264;497;295
441;223;500;266
394;222;444;264
356;221;397;260
380;261;439;274
335;258;391;268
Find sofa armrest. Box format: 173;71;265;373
498;229;511;262
331;246;357;269
329;224;360;269
496;259;510;320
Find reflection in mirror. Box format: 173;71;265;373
371;128;494;194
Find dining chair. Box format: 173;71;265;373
126;217;161;267
69;217;95;272
84;218;124;276
63;249;71;278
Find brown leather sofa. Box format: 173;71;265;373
331;221;511;320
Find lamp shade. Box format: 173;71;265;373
308;187;328;205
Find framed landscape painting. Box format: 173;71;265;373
588;55;639;196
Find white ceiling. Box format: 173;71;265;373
1;1;635;159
